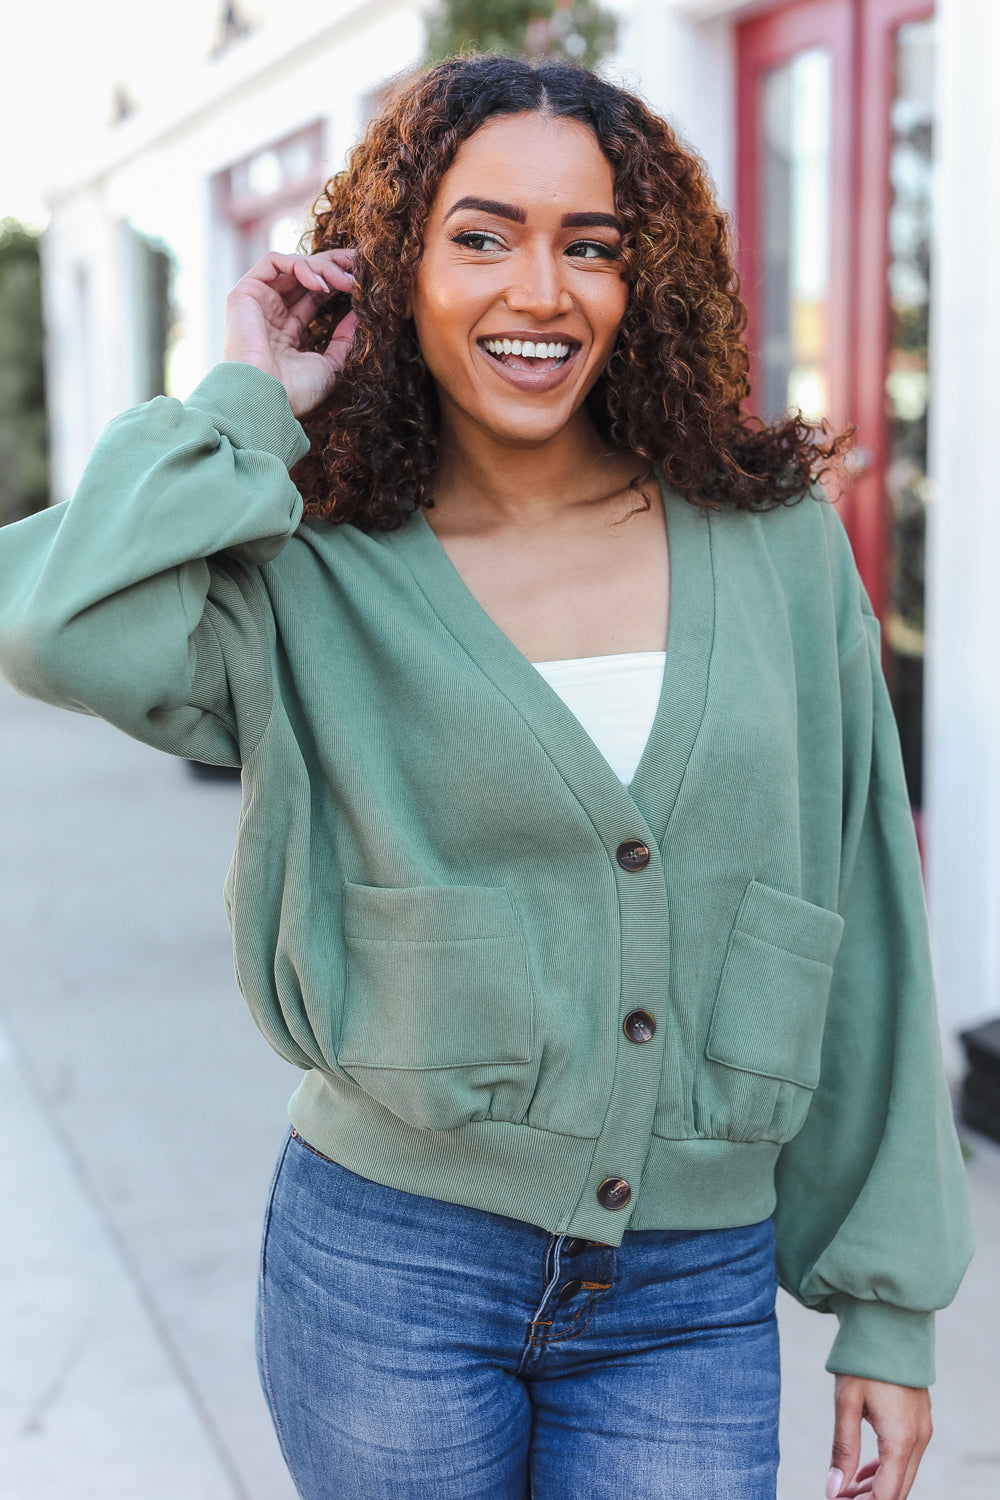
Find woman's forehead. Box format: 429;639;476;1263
431;113;615;217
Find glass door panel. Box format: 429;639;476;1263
736;0;855;456
760;47;833;422
883;17;935;804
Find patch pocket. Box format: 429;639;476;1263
335;884;534;1129
704;881;844;1140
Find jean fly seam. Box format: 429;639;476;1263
537;1246;616;1346
518;1235;564;1375
257;1129;309;1499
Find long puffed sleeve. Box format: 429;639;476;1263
773;564;974;1387
0;363;308;764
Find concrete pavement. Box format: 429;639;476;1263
1;677;997;1498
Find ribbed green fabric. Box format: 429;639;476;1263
0;361;973;1387
290;1070;783;1239
827;1297;936;1389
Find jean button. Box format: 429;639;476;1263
597;1177;631;1210
558;1278;583;1301
563;1237;588;1257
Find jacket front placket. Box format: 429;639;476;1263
382;487;716;1242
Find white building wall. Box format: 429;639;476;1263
42;0;424;500
42;198;135;504
609;0;737;211
925;0;1000;1048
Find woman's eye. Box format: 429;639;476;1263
451;230;505;252
567;240;620;261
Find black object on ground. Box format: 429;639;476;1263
959;1017;1000;1144
185;760;242;781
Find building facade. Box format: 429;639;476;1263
40;0;1000;1056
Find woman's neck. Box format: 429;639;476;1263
429;407;640;534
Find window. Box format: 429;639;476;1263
215;123;325;274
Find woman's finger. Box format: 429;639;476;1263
869;1441;909;1499
291;258;334;297
290;257;355;311
829;1378;864;1498
839;1459;878;1496
877;1417;930;1500
240;250;353;302
308;246;356;273
324;311;358;372
840;1461;878;1497
229;254;352;342
897;1444;928;1500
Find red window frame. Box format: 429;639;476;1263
214;122;326;276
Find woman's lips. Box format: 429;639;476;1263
475;336;582;392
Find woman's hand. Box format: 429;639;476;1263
223;249;357;418
827;1376;932;1499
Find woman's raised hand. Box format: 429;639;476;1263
223;249;357;418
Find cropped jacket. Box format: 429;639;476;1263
0;363;973;1387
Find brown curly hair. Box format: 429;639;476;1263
293;53;850;529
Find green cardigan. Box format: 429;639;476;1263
0;363;972;1387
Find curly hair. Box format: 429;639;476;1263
293;53;851;528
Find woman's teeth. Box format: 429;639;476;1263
482;338;571;361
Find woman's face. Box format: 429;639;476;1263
408;111;628;451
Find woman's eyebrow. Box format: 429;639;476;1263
444;197;526;223
561;212;622;231
442;199;622;233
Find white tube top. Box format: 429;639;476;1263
531;651;667;786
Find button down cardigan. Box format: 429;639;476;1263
0;363;973;1389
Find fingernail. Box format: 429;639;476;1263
825;1470;844;1500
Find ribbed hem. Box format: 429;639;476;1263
826;1296;936;1387
630;1135;780;1230
288;1070;781;1247
185;362;309;469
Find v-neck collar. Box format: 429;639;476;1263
381;470;715;848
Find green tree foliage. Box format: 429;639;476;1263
425;0;618;69
0;220;48;525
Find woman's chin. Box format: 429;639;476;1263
472;409;583;449
446;383;595;451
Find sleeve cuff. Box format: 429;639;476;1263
184;362;310;470
826;1297;936;1388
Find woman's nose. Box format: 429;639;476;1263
504;247;573;320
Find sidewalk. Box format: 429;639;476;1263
1;678;997;1498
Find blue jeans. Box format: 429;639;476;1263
256;1129;780;1499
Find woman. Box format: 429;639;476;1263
0;54;972;1500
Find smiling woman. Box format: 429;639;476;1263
0;49;972;1500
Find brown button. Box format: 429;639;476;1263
563;1237;589;1258
597;1177;631;1210
616;839;650;871
623;1009;656;1044
558;1278;583;1301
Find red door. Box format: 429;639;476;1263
736;0;936;807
